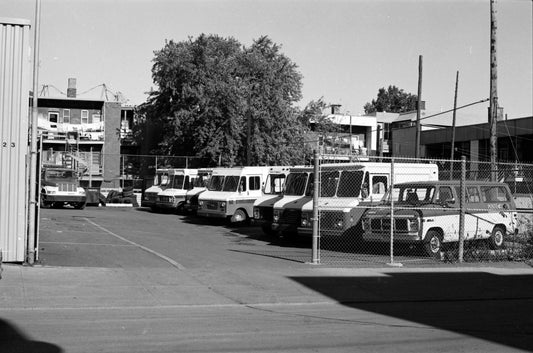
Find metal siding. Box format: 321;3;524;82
0;19;30;262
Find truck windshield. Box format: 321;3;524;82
263;174;285;195
320;171;340;197
223;176;240;192
45;170;76;180
170;175;185;189
284;173;309;196
153;172;169;186
160;174;170;186
194;174;210;188
208;175;225;191
337;170;364;197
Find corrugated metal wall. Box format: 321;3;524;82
0;18;31;262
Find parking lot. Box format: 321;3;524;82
36;205;452;269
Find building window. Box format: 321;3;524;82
48;111;59;123
81;110;89;124
63;109;70;123
92;114;101;123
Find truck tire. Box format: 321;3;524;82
488;226;505;250
423;230;443;258
230;208;249;225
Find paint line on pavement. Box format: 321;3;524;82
84;217;186;270
40;241;135;247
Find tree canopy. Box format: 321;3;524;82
363;85;418;114
136;34;307;167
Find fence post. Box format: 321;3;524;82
458;156;466;262
311;149;320;264
387;157;402;267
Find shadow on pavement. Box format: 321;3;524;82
291;272;533;352
0;318;63;353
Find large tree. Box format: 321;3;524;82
138;34;305;167
363;85;418;114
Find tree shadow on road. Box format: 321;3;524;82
290;272;533;351
0;318;63;353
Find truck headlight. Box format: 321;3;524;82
362;218;370;231
273;209;281;223
301;213;310;227
408;218;419;232
198;200;204;209
220;202;226;211
253;207;261;219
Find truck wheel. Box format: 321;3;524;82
231;209;249;225
423;230;442;258
176;202;185;215
261;224;279;237
488;226;505;250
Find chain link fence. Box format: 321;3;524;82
109;154;212;190
315;154;533;266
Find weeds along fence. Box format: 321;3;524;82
314;154;533;266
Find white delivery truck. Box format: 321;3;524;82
298;162;439;239
252;166;292;235
155;169;199;212
141;168;170;211
197;166;272;224
40;165;87;209
183;168;212;214
268;166;314;237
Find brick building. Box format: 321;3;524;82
38;79;134;188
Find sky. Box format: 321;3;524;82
2;0;532;125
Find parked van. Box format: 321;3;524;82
252;166;293;235
270;166;314;236
298;162;439;238
155;169;199;212
197;166;271;223
183;168;212;214
361;180;518;257
141;168;170;210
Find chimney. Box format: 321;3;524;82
331;104;341;114
67;78;77;98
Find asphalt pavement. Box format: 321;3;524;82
2;207;533;352
2;205;533;309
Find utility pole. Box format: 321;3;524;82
450;71;459;180
415;55;423;158
246;108;252;166
489;0;498;181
